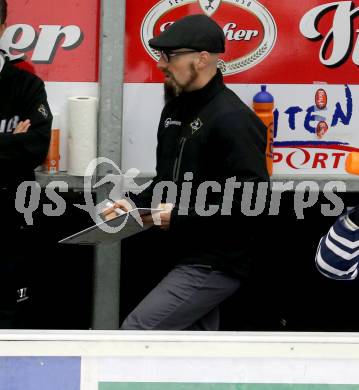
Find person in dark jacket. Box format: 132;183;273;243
0;0;52;327
111;14;269;330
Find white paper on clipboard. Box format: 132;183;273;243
58;208;163;245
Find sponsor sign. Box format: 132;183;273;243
125;0;359;84
268;83;359;174
123;0;359;175
122;83;359;175
1;0;100;82
140;0;276;76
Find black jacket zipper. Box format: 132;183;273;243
173;137;187;182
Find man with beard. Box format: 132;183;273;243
111;14;268;330
0;0;52;327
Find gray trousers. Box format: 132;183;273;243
120;264;241;331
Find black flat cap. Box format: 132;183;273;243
149;14;225;53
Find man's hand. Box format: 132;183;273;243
142;203;173;230
14;119;31;134
101;198;133;221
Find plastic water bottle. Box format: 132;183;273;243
43;113;60;174
253;85;274;176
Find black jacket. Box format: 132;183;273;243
134;71;269;277
0;52;52;190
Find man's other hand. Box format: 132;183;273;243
142;203;173;230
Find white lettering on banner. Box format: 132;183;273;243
160;21;259;41
223;23;259;41
273;150;347;170
1;24;83;63
300;1;359;66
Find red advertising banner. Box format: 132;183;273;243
125;0;359;84
3;0;100;82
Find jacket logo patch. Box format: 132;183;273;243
190;118;203;134
38;104;48;118
17;287;29;303
164;118;182;128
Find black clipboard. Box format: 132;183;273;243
59;208;162;245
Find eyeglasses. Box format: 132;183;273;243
160;50;198;63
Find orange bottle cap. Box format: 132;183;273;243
345;152;359;175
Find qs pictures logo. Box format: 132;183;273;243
141;0;277;75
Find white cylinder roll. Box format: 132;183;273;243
67;96;98;176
